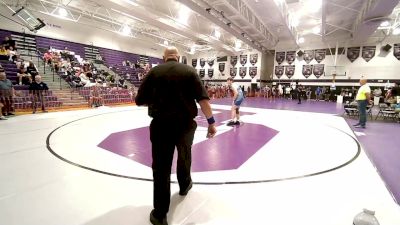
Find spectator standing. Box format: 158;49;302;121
29;75;49;114
353;79;371;129
0;72;15;116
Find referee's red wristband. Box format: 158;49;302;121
207;116;215;125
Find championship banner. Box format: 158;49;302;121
239;67;247;78
347;47;360;62
200;58;206;67
275;65;284;79
303;50;315;64
276;52;285;65
230;56;238;66
192;59;197;68
286;51;296;64
240;55;247;66
394;44;400;60
250;54;258;65
208;69;214;78
230;67;237;78
249;67;257;78
218;63;225;72
313;64;324;78
285;65;295;79
207;59;214;67
199;69;205;78
315;49;326;63
181;56;187;64
362;46;376;62
302;65;313;78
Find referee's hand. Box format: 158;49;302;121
206;124;217;138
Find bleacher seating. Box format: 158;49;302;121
77;87;133;104
13;90;63;110
0;60;18;84
36;36;85;59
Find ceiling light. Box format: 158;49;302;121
380;21;390;27
188;46;195;54
122;0;139;6
58;8;68;17
393;27;400;35
214;29;221;39
304;0;321;13
298;37;305;43
121;25;131;36
273;0;285;5
291;16;299;27
177;4;191;25
312;26;321;34
235;40;242;49
163;40;169;46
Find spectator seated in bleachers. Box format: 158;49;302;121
0;72;15;116
7;46;17;62
17;64;32;85
65;73;83;88
26;61;38;81
2;36;16;50
0;45;8;60
13;54;24;68
29;75;49;114
78;69;95;87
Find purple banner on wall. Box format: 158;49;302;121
192;59;197;68
347;47;360;62
276;52;285;65
240;55;248;66
315;49;326;63
286;51;296;64
218;63;225;72
302;65;313;78
285;65;295;79
303;50;315;64
313;64;324;78
208;69;214;78
275;65;284;79
207;59;214;67
362;46;376;62
250;54;258;65
230;56;238;66
249;67;257;78
394;44;400;60
239;67;247;78
200;58;206;67
199;69;205;78
230;67;237;78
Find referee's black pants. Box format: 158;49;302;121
149;117;197;218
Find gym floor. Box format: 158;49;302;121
0;99;399;225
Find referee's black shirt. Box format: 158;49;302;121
135;59;209;120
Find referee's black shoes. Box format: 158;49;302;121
179;182;193;196
150;210;168;225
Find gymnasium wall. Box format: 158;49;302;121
187;50;262;89
272;40;400;86
0;6;177;59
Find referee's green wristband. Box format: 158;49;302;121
207;116;215;125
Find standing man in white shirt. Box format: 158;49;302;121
354;79;371;128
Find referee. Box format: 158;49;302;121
135;46;217;225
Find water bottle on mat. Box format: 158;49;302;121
353;209;380;225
